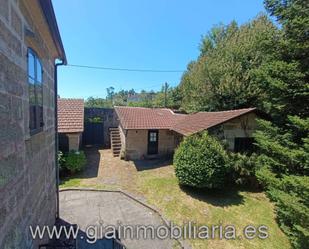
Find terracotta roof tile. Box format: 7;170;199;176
172;108;256;136
57;98;84;133
115;106;256;136
115;106;186;130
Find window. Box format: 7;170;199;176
28;48;43;133
234;137;254;153
149;132;157;142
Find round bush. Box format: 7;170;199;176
64;150;87;174
174;132;229;188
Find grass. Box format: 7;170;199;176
59;177;118;190
135;167;291;249
59;154;291;249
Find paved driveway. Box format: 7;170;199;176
60;190;177;249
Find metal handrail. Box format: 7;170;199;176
112;238;127;249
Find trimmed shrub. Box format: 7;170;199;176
174;132;229;188
64;150;87;174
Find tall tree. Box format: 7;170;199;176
179;15;279;113
253;1;309;248
106;86;115;105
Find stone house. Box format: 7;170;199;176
0;0;66;248
57;98;84;152
113;107;257;160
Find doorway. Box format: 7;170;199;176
147;130;159;155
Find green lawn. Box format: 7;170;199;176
137;167;291;249
59;163;290;249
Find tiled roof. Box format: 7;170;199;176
58;98;84;133
115;107;186;130
172;108;256;136
115;106;256;136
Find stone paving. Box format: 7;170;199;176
60;190;177;249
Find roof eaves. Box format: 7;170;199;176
171;108;257;136
39;0;67;64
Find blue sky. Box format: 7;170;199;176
53;0;265;99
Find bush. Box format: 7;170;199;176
64;150;87;174
58;151;66;171
229;153;259;187
174;132;229;188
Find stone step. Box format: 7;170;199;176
112;141;121;145
112;139;121;143
110;128;121;158
111;134;120;138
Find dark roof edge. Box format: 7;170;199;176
39;0;67;64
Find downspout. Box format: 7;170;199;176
55;60;65;219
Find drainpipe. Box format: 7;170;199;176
54;60;65;219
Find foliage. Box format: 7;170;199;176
174;132;229;188
58;151;66;171
254;118;309;175
86;117;103;123
85;97;112;108
254;117;309;248
229;152;259;187
106;86;115;104
85;85;182;109
176;0;308;246
64;150;87;174
179;15;279;113
256;0;309;123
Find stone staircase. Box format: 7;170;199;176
110;127;121;157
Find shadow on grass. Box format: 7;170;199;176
133;157;173;171
59;148;101;187
81;147;101;178
60;147;101;180
180;185;245;207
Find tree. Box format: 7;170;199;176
85;97;112;108
106;86;115;105
179;15;278;113
177;1;309;247
253;1;309;247
254;117;309;248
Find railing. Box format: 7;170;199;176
112;238;127;249
39;243;76;249
39;239;127;249
39;230;127;249
38;235;76;248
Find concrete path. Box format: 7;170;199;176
60;190;177;249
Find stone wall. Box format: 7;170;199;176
84;108;118;148
0;0;58;248
67;132;82;151
209;112;257;151
124;129;178;160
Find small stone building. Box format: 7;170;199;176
57;98;84;151
114;107;257;160
0;0;66;248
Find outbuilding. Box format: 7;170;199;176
57;98;84;151
113;106;257;160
